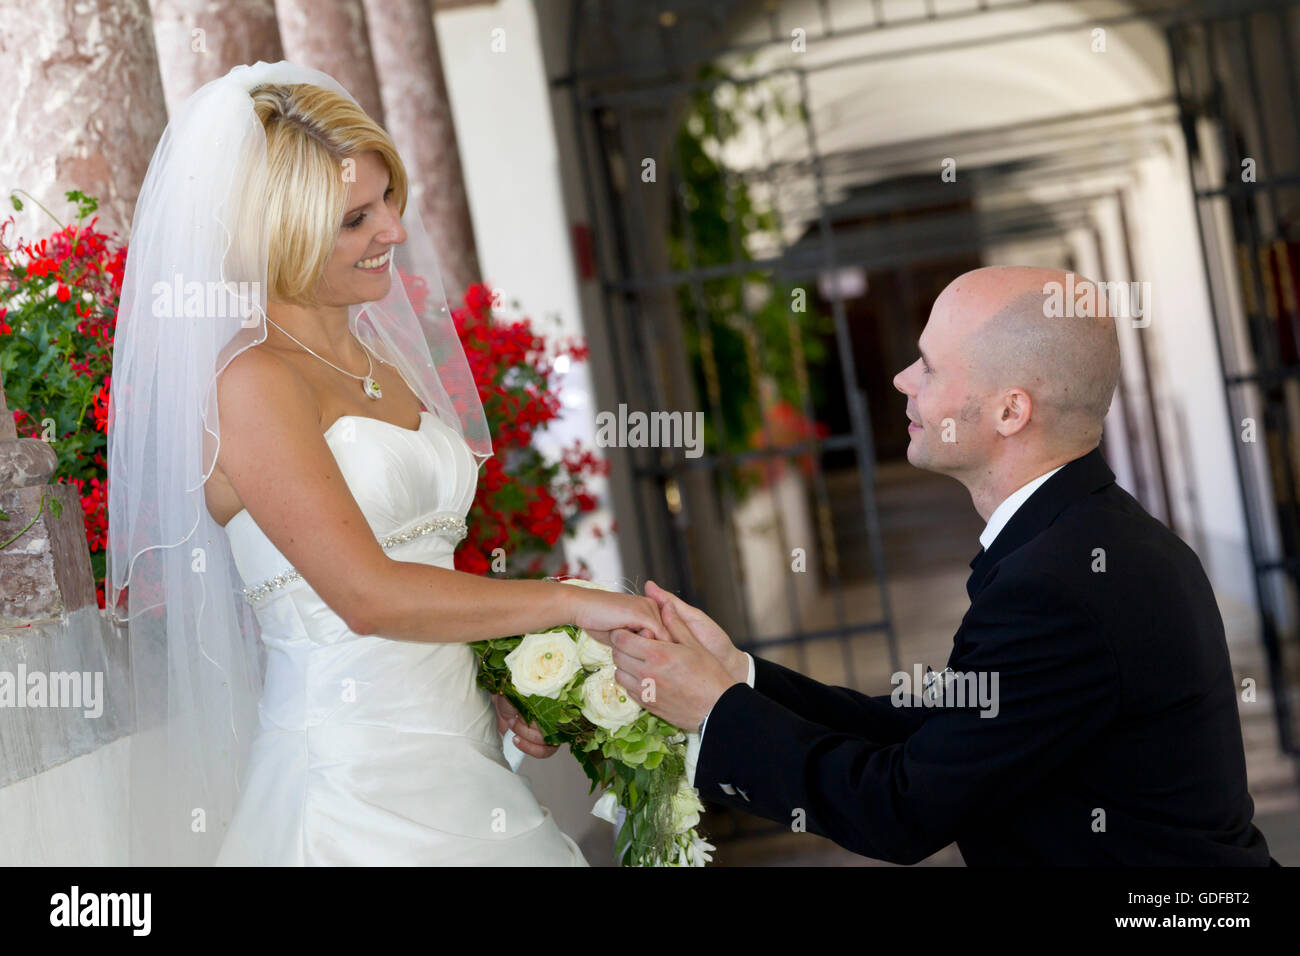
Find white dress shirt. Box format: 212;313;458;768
686;654;754;786
685;464;1066;787
978;464;1065;551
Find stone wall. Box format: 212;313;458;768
0;370;133;863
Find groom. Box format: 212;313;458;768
607;265;1276;865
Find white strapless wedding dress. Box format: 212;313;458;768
215;409;587;866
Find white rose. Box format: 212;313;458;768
580;664;643;731
576;629;614;669
669;778;704;833
505;630;582;699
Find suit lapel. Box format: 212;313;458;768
965;547;986;601
964;446;1116;601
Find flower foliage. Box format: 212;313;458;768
739;397;831;488
0;191;122;607
668;62;835;484
449;283;609;578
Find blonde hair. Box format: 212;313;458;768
249;83;408;306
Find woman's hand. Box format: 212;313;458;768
493;694;559;758
565;586;667;643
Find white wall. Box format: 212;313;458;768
0;605;132;864
434;0;621;861
1126;137;1255;604
435;0;622;588
0;736;130;865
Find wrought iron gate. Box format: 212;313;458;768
559;4;903;698
1169;0;1300;756
552;2;1300;856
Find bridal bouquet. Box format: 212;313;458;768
471;579;714;866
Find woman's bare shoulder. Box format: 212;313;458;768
217;344;321;429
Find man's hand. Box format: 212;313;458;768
644;580;748;683
609;600;741;731
492;694;559;759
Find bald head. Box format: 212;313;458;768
943;266;1120;451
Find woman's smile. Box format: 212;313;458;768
355;248;393;272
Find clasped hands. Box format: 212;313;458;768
584;580;746;734
493;580;746;758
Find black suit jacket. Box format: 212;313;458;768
696;447;1275;865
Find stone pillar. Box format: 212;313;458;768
0;0;168;242
275;0;386;126
150;0;285;116
0;370;97;625
366;0;482;304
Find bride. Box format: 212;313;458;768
106;62;665;865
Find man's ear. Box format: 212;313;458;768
996;388;1032;437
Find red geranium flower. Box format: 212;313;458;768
451;283;606;576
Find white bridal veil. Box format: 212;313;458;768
105;61;492;864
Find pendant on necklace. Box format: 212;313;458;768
363;376;383;400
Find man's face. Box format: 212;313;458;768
892;296;992;476
316;150;406;307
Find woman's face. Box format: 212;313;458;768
316;150;407;306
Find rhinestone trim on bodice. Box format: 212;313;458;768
241;512;468;606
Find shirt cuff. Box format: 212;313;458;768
688;653;755;787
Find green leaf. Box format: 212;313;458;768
614;819;635;862
524;693;576;738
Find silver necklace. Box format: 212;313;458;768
263;316;383;400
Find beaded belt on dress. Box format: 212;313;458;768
241;512;468;606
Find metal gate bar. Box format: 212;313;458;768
1168;7;1300;755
